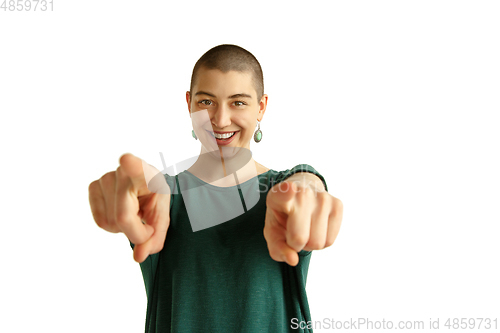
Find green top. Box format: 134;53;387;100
130;164;328;333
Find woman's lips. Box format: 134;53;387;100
205;130;239;145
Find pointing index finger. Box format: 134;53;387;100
285;184;314;252
118;153;151;197
267;181;297;215
115;153;154;244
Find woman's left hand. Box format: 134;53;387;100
264;178;343;266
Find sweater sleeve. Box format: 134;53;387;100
273;164;328;192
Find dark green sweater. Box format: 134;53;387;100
130;164;328;332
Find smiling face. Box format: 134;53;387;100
186;67;268;151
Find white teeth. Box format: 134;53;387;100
213;132;236;139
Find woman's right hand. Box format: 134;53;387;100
88;153;171;263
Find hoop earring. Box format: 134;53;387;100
254;120;262;143
192;130;197;140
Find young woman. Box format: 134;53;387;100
88;44;343;333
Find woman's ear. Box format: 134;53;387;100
186;91;191;115
258;94;268;119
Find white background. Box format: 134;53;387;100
1;1;499;332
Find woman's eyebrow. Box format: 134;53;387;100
195;91;253;99
228;93;252;99
195;91;216;97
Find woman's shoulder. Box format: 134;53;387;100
258;163;319;175
262;163;328;190
255;161;270;175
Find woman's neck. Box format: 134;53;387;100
187;146;268;187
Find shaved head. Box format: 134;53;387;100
190;44;264;101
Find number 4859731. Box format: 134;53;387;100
1;0;54;11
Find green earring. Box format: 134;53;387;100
254;120;262;143
192;129;197;140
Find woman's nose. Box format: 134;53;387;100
211;105;232;129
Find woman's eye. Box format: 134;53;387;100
199;100;212;106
